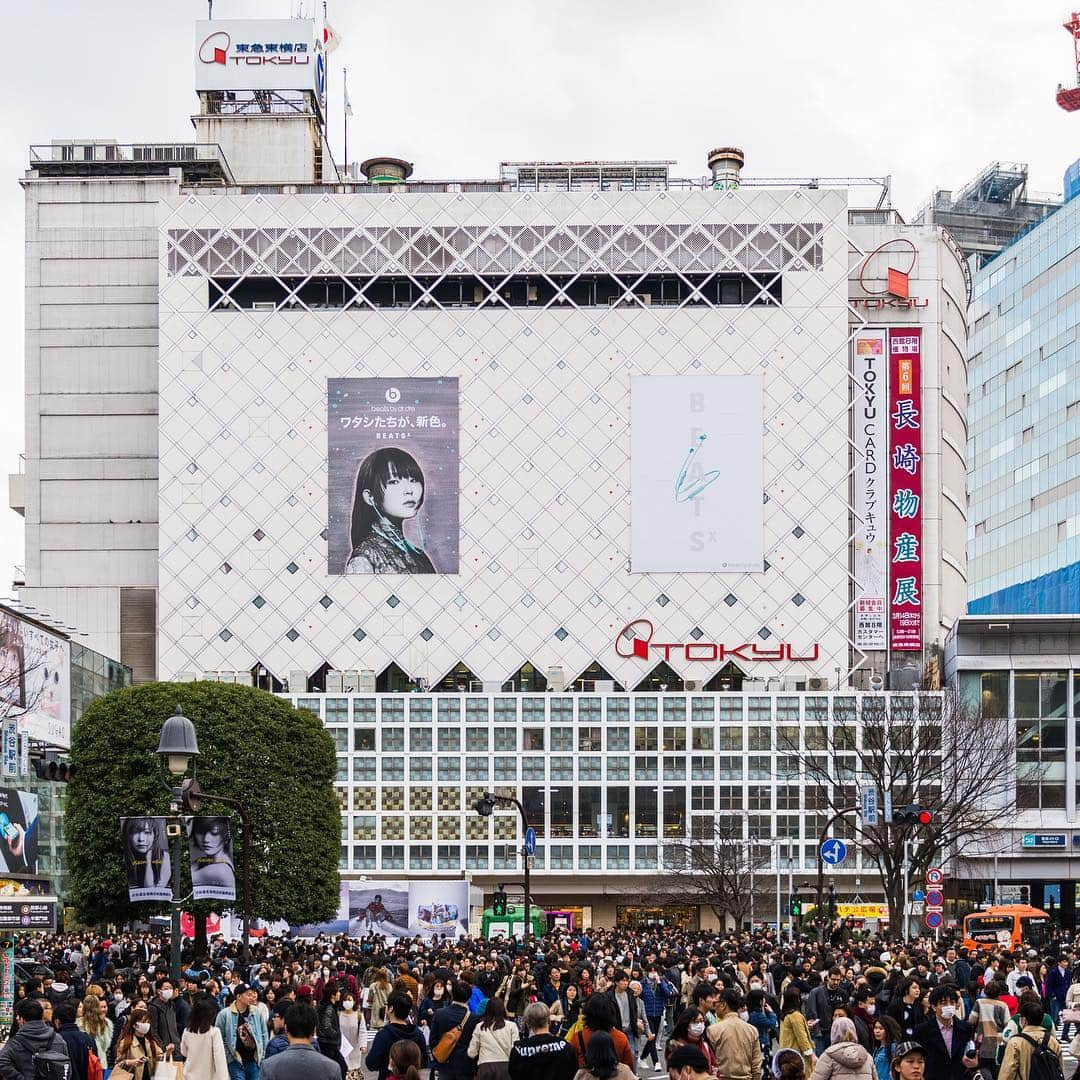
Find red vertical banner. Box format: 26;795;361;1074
887;328;922;651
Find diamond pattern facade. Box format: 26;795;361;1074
157;186;852;687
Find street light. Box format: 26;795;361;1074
155;705;253;981
156;705;199;982
473;791;531;940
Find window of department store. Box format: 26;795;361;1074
208;271;783;311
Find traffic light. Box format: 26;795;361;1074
893;805;932;826
828;883;838;919
789;896;803;917
1019;885;1030;905
33;753;74;783
473;793;496;816
492;888;507;917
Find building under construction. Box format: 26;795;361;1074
914;161;1061;269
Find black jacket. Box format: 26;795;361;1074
365;1020;429;1080
315;1002;341;1057
508;1033;578;1080
913;1017;975;1080
428;1004;475;1080
57;1023;97;1080
0;1021;69;1080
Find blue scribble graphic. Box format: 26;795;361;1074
674;434;722;503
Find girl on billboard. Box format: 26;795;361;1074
345;447;438;574
123;816;170;892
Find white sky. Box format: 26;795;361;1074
0;0;1076;596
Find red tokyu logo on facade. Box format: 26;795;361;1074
615;620;820;662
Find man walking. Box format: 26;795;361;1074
429;982;475;1080
260;1003;339;1080
707;989;761;1080
0;999;69;1080
913;986;978;1080
998;1000;1064;1080
215;983;269;1080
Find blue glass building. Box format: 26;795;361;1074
968;164;1080;614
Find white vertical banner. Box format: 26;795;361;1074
630;375;764;573
852;330;888;649
1;725;16;780
17;736;27;780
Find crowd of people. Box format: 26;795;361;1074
0;924;1077;1080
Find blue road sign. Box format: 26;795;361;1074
524;827;537;855
913;889;926;903
820;838;847;866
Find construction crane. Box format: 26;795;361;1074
1058;12;1080;110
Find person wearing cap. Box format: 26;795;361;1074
666;1043;713;1080
888;1042;924;1080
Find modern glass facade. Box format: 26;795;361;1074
967;193;1080;613
289;690;943;898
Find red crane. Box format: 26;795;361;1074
1058;11;1080;111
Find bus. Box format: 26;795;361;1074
962;904;1053;952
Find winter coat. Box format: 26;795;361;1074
508;1033;578;1080
179;1026;229;1080
810;1041;875;1080
640;977;674;1019
468;1020;519;1063
0;1021;70;1080
707;1014;763;1080
364;1019;428;1080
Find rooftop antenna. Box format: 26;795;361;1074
207;0;212;19
1057;12;1080;111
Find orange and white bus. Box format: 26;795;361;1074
962;904;1053;952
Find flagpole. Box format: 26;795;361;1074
343;66;348;180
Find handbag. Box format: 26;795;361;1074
154;1055;183;1080
110;1069;136;1080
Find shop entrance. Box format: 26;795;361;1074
617;904;698;930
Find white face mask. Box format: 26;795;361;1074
135;1022;151;1036
865;1005;876;1016
750;982;762;990
160;989;173;1001
940;1006;956;1020
342;999;355;1010
689;1022;706;1037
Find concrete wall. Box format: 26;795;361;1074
20;173;175;676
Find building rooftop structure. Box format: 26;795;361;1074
914;161;1061;270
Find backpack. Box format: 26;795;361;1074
1018;1029;1065;1080
33;1051;72;1080
86;1050;103;1080
431;1011;469;1064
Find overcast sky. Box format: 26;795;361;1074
0;0;1075;595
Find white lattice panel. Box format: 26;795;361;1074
157;186;852;686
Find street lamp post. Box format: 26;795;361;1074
155;705;200;983
156;705;253;979
473;792;531;940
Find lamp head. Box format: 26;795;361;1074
157;704;200;776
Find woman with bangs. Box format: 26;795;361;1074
344;447;438;574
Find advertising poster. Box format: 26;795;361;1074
853;330;888;649
409;879;469;939
328;378;459;575
0;611;71;749
887;328;923;651
289;880;468;940
1;725;15;780
630;375;763;573
0;789;37;877
348;883;409;936
0;937;12;1028
121;817;173;902
187;817;236;902
194;19;319;94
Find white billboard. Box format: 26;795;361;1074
630;375;763;573
852;330;888;649
194;20;321;95
0;611;70;749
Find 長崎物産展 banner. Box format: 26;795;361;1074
888;328;923;651
853;330;888;650
630;375;763;573
328;378;459;575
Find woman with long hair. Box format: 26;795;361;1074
779;987;816;1071
367;968;391;1030
122;818;170;891
115;1004;163;1080
344;447;437;574
466;997;519;1080
76;993;113;1068
573;1030;636;1080
387;1038;423;1080
872;1016;902;1080
179;997;229;1080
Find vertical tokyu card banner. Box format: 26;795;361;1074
630;376;763;573
853;330;888;649
887;328;923;651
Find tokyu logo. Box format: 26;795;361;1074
615;620;820;662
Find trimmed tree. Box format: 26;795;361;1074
65;681;340;950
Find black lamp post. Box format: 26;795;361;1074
156;706;253;979
474;791;531;940
156;705;200;982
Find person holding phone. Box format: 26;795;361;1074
115;1004;163;1080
